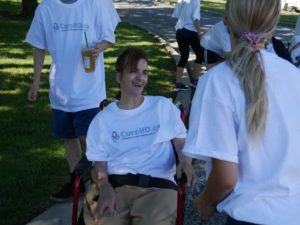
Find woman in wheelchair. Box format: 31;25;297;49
84;46;196;225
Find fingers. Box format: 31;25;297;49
93;198;117;222
106;205;117;217
182;163;197;187
191;173;197;187
27;90;37;102
91;50;99;59
176;165;182;179
186;172;196;187
188;169;197;187
186;172;192;187
93;203;106;222
91;44;101;59
114;198;119;212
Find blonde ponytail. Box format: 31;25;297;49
225;0;281;139
228;40;267;138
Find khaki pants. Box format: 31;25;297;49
84;184;177;225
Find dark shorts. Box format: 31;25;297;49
204;49;224;64
51;108;99;138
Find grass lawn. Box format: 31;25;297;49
157;0;298;27
0;2;176;225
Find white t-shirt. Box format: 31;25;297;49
200;20;231;58
25;0;120;112
86;96;187;182
172;0;201;32
183;50;300;225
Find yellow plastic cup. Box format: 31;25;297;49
81;48;95;73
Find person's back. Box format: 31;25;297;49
182;0;300;224
191;50;300;224
228;52;300;224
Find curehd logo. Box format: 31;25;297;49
112;131;120;143
111;124;160;142
53;23;59;31
53;22;89;32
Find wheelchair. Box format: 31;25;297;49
71;101;187;225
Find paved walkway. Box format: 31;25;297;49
26;1;296;225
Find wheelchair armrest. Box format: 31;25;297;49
73;156;92;176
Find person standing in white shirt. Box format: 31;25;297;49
172;0;204;90
183;0;300;224
26;0;120;202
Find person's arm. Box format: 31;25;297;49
172;138;197;187
194;19;201;37
91;40;113;59
91;161;117;222
27;47;45;102
195;158;237;220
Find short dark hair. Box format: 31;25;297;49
115;46;148;77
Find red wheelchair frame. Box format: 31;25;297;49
71;101;187;225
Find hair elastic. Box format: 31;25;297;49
242;32;261;45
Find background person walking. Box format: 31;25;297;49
172;0;204;91
26;0;120;202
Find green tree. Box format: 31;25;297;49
22;0;38;18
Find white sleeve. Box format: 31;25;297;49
182;76;239;163
170;104;187;139
96;0;120;43
86;115;109;162
25;6;47;50
161;99;187;139
192;0;201;21
172;2;181;18
220;23;231;53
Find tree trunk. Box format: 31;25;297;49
21;0;38;18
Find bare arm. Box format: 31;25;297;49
172;138;197;187
91;40;113;59
92;161;117;222
194;19;201;37
28;48;45;102
195;158;237;220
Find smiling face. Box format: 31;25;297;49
116;58;148;98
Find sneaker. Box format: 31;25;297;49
189;78;198;88
173;82;189;91
50;180;85;202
